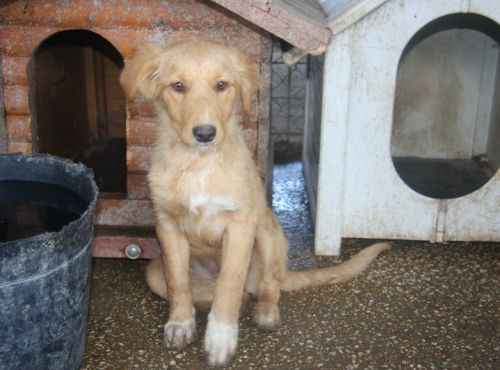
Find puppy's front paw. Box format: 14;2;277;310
204;312;238;367
253;302;281;330
164;317;197;350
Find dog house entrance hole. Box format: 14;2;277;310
31;30;126;195
391;14;500;199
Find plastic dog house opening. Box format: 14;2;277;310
391;14;500;199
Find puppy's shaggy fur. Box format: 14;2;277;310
120;39;390;367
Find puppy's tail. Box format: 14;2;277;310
280;242;391;292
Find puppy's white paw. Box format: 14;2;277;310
204;312;238;367
164;317;197;350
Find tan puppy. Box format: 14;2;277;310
120;39;390;367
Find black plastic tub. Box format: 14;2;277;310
0;153;98;370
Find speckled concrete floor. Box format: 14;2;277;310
81;163;499;369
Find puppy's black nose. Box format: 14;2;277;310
192;125;217;143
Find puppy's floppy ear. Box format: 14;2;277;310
233;50;259;115
120;45;164;101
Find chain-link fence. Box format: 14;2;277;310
270;40;307;163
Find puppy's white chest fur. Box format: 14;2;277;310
184;194;236;243
184;163;237;216
189;194;236;215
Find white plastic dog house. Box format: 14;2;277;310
304;0;500;255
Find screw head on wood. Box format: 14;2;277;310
125;244;141;260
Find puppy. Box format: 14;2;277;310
120;39;390;367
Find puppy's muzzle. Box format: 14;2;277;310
193;125;217;143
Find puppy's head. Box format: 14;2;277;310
120;39;258;148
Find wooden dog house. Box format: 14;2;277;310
0;0;332;257
0;0;273;257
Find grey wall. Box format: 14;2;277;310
302;54;324;223
487;55;500;167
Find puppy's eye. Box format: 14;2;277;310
171;81;185;93
216;80;228;92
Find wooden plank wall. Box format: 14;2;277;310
0;0;270;242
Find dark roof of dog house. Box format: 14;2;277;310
209;0;391;54
209;0;332;54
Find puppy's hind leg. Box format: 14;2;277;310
253;211;287;330
145;257;217;310
146;257;168;299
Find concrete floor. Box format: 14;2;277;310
81;163;499;369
